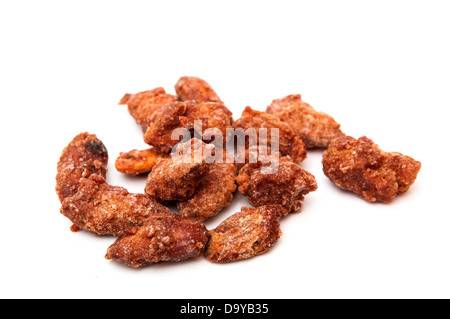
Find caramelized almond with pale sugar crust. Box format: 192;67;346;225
145;139;215;201
175;76;222;103
143;101;233;153
267;94;345;148
105;213;209;268
115;148;168;175
60;174;169;236
177;153;237;221
234;106;307;163
143;101;191;153
236;156;317;214
56;133;108;202
322;136;421;203
119;87;176;126
236;144;282;171
205;205;284;263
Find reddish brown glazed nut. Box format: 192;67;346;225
119;87;176;126
177;153;237;221
175;76;222;103
143;101;233;153
144;139;215;201
56;133;108;203
106;213;209;268
60;174;169;236
322;136;421;203
234;106;307;164
236;156;317;214
267;94;345;148
205;205;284;263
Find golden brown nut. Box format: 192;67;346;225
267;94;345;148
119;87;176;126
234;106;307;164
236;156;317;214
205;205;284;263
60;174;170;236
105;213;209;268
175;76;222;103
115;148;169;175
144;139;215;201
177;153;237;221
56;133;108;203
322;136;421;203
143;101;233;153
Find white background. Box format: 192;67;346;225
1;0;449;299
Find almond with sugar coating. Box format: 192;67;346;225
175;76;222;103
322;136;421;203
205;205;284;263
236;156;317;214
56;132;108;202
267;94;345;148
119;87;176;126
145;139;215;201
105;213;209;268
60;174;169;236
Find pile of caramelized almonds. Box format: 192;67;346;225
56;77;421;267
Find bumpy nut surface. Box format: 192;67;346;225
205;205;284;263
177;153;237;222
322;136;421;203
106;213;209;268
144;139;215;201
267;94;345;148
175;76;222;103
234;106;307;164
236;156;317;214
143;101;233;153
60;174;169;236
56;132;108;203
119;87;176;126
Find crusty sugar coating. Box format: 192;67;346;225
322;136;421;203
236;156;318;214
105;213;209;268
145;139;215;201
235;144;282;171
234;106;307;164
143;100;233;153
119;87;176;126
60;174;170;236
267;94;345;148
115;148;168;175
177;153;237;221
205;205;284;263
175;76;222;103
56;133;108;203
